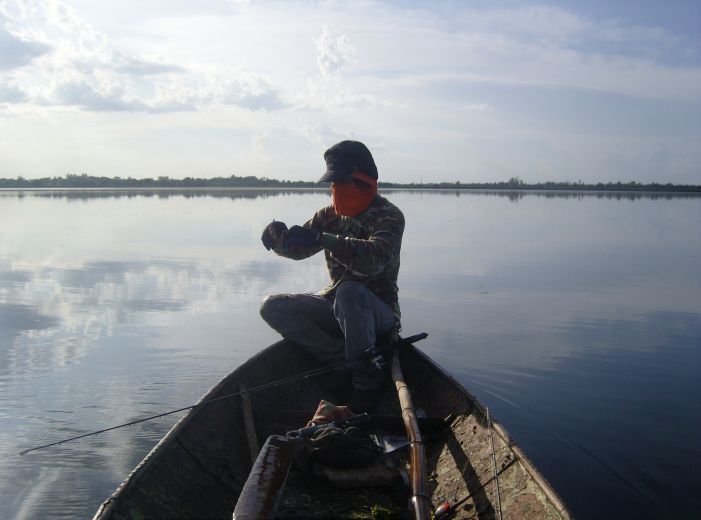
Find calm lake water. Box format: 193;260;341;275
1;189;700;519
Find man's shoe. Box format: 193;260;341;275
347;386;384;414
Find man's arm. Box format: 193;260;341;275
263;211;326;260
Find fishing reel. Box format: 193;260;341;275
363;346;386;371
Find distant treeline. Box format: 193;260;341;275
1;174;699;192
0;174;311;189
10;188;698;203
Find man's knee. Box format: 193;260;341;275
260;294;289;325
334;281;369;315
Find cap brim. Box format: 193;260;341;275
317;168;352;183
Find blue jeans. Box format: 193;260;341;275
260;282;397;390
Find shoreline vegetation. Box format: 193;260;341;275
1;174;699;192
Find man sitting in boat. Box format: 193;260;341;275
260;140;405;413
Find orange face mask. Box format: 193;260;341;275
331;171;378;217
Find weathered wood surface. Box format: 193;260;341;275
93;339;571;520
232;435;295;520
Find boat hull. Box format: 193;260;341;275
94;339;570;519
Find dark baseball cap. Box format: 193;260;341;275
318;140;378;183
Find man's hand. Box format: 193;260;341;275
261;220;288;250
283;225;321;248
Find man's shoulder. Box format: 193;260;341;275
311;204;339;228
370;194;404;222
313;204;336;218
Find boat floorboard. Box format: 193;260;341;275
278;468;409;518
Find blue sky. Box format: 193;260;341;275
0;0;699;184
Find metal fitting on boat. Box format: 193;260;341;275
364;346;386;370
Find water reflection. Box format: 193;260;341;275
0;188;323;202
476;310;701;519
0;303;60;335
1;259;206;381
1;187;699;202
1;190;323;518
0;189;699;520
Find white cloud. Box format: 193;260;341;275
0;0;292;113
0;80;27;102
300;25;398;111
315;25;353;78
302;121;347;146
47;78;149;112
36;67;290;113
0;23;52;70
225;0;252;6
111;52;185;76
463;104;493;112
301;74;398;111
216;73;289;111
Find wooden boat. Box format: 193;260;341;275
94;337;571;519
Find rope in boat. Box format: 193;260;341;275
19;333;427;456
486;407;503;520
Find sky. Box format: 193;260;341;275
0;0;699;184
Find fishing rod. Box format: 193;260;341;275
19;332;428;456
19;362;338;456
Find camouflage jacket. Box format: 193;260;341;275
274;194;404;318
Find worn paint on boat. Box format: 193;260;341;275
94;339;571;519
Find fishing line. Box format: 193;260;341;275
18;275;231;456
19;358;343;456
467;376;659;510
149;274;230;351
486;407;503;520
19;333;427;456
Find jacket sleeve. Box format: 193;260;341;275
272;211;325;260
320;208;404;276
